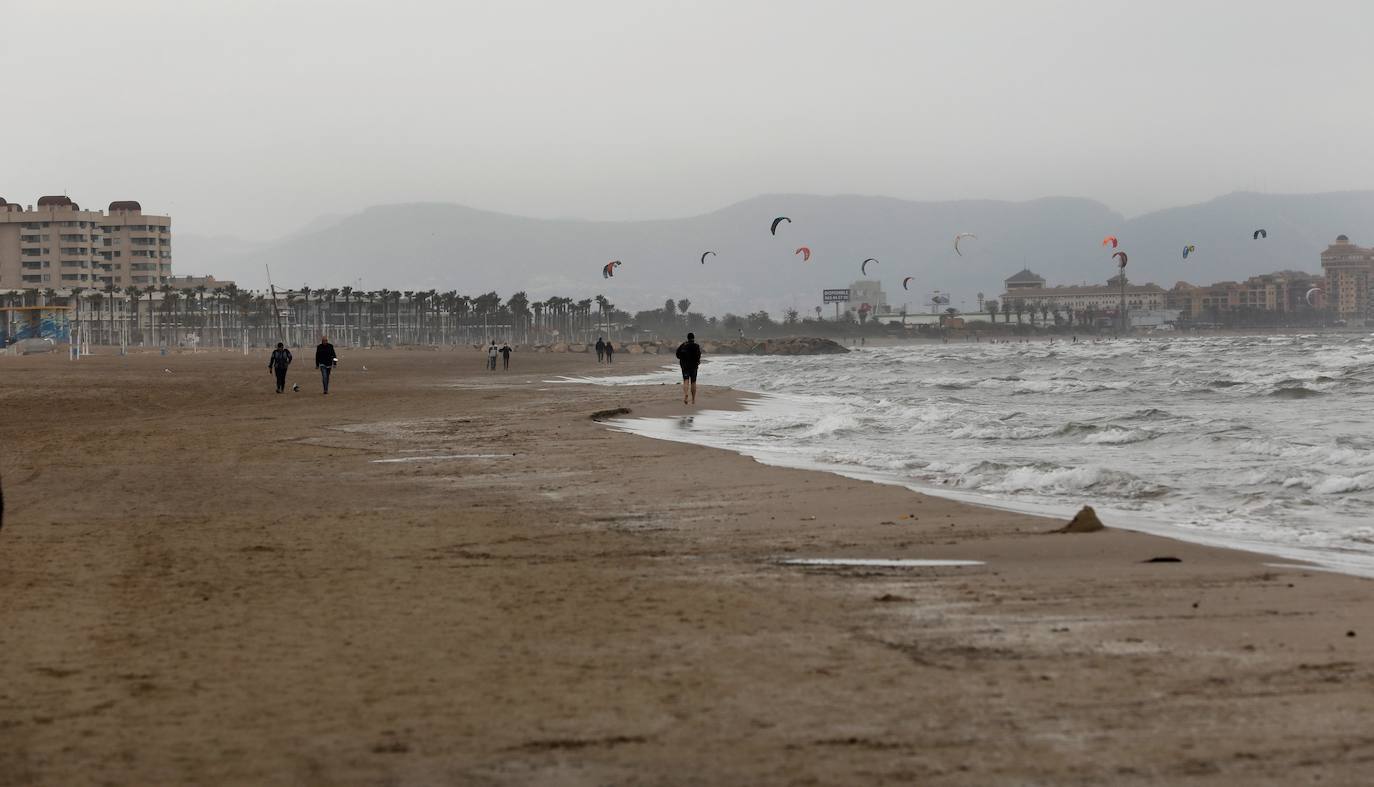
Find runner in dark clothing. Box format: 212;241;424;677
268;342;292;393
595;337;605;363
500;343;512;370
315;336;338;395
604;341;614;364
675;332;703;405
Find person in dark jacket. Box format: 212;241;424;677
595;337;605;363
604;341;614;364
268;342;293;393
500;343;513;370
676;332;703;405
315;336;338;395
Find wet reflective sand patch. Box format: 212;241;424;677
372;454;513;464
780;558;984;568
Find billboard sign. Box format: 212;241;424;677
823;289;851;304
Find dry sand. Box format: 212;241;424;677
1;348;1371;785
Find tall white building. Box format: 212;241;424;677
846;279;888;315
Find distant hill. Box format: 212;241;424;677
198;191;1374;315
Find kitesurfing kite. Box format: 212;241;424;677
770;217;791;236
954;232;976;256
1113;251;1128;268
902;276;914;290
602;260;622;279
1306;287;1323;306
1102;235;1119;248
861;258;878;275
1253;229;1267;240
794;246;811;262
700;251;716;265
1182;244;1196;260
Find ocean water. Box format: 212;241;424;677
563;334;1374;577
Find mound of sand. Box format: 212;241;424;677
1051;505;1105;533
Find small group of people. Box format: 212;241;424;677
594;337;615;363
268;336;338;394
486;341;513;370
265;332;703;403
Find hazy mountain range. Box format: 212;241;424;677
179;191;1374;315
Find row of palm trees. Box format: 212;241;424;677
1;285;631;348
981;298;1113;327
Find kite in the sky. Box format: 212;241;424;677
954;232;976;256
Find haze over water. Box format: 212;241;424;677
591;334;1374;576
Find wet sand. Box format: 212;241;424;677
1;348;1372;785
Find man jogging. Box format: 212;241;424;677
268;342;292;393
500;342;513;370
315;336;338;395
676;332;703;405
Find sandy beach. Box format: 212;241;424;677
1;348;1372;785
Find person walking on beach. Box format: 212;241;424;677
487;341;498;371
604;340;615;364
676;331;702;405
315;336;338;395
595;337;605;363
500;342;512;370
268;342;293;394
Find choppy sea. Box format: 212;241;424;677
562;334;1374;577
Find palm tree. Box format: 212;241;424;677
1001;300;1012;324
87;290;103;345
677;299;691;319
507;291;530;343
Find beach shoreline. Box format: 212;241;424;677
2;349;1372;784
608;383;1374;579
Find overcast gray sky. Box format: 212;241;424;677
4;0;1373;240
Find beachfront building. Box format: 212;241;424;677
100;201;172;289
1003;268;1046;292
1320;235;1374;320
0;196;172;291
1167;271;1325;320
996;269;1167;315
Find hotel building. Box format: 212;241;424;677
997;268;1167;313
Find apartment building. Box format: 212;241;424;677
100;201;172;288
0;195;171;290
1167;271;1324;319
1319;235;1373;319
